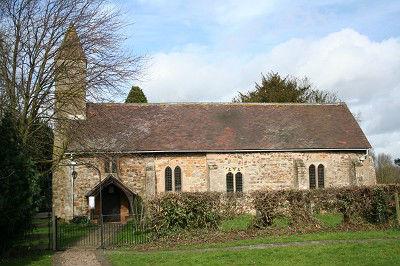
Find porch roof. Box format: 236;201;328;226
85;175;135;198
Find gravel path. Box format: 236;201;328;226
53;249;110;266
53;223;124;265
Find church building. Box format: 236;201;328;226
52;27;376;222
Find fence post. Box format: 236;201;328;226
395;192;400;226
52;212;57;251
48;212;51;250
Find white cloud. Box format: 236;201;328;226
139;29;400;158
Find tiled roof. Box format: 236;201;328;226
67;102;371;153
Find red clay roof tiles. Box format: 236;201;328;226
67;102;371;153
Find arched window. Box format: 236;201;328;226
165;167;172;192
309;165;316;189
235;172;243;192
226;172;234;193
174;166;182;192
318;164;325;188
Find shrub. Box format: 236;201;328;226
148;192;222;233
219;193;252;218
252;190;286;227
367;187;389;224
70;216;90;224
286;190;315;225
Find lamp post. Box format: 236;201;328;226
71;166;77;218
69;159;78;218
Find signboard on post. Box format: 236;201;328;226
89;196;95;209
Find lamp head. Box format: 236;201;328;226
72;170;78;180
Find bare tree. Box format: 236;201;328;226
374;152;400;184
0;0;145;148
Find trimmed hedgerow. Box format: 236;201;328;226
252;185;400;228
219;193;253;218
146;185;400;234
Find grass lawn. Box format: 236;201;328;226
219;214;253;231
107;239;400;266
57;222;99;248
110;221;153;246
107;214;400;265
0;251;53;266
145;228;400;251
12;218;52;249
315;213;343;227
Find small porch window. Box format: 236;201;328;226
104;159;117;173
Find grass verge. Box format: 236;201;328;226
107;238;400;266
0;251;53;266
174;228;400;250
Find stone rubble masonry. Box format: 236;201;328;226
53;151;376;220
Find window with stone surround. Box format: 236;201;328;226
235;172;243;192
226;172;234;193
174;166;182;192
165;167;173;192
318;164;325;188
309;164;316;189
104;159;117;174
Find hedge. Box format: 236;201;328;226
147;192;222;233
252;185;400;227
146;185;400;233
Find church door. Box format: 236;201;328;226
102;184;121;222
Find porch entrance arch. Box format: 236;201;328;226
86;175;138;223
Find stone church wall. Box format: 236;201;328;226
206;151;376;192
53;151;376;220
154;154;209;192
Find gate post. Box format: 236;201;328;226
52;212;57;251
100;214;104;249
395;192;400;226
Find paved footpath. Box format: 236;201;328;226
53;249;110;266
53;223;123;265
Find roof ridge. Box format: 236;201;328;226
87;102;345;106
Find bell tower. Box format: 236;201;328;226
55;25;87;120
53;25;87;220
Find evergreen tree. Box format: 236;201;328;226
234;72;338;103
125;86;148;103
25;122;54;212
0;113;39;252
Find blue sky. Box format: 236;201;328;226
110;0;400;158
117;0;400;53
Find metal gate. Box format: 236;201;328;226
55;216;152;250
